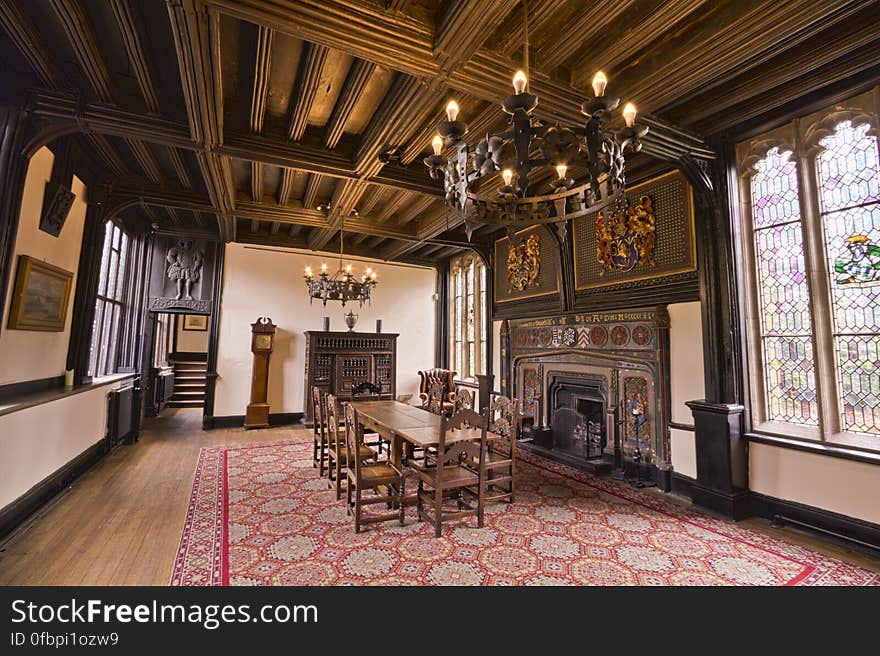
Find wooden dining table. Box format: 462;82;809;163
349;400;496;471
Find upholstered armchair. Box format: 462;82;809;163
418;368;457;414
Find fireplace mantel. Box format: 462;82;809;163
501;307;672;488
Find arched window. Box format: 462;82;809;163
738;95;880;451
449;252;486;381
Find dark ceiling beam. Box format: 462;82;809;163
86;134;128;177
324;58;376;149
106;184;214;213
607;0;869;115
302;174;322;209
193;210;205;227
384;0;411;12
49;0;113;103
164;206;181;226
251;163;263;202
126;139;164;184
572;0;708;80
356;185;382;215
351;231;371;246
207;0;438;77
375;190;411;223
250;25;273;133
288;42;328;141
277;168;296;205
494;0;567;57
365;235;386;249
288;223;302;238
250;219;260;233
0;1;59;87
28;91;193;150
434;0;517;73
167;147;192;189
671;10;880;128
534;0;635;72
396;195;434;226
270;221;280;235
110;0;160;113
167;0;235;240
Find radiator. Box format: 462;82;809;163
160;371;175;403
107;385;135;449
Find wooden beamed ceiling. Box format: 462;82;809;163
2;0;878;262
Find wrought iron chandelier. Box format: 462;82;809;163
303;229;378;306
423;0;648;239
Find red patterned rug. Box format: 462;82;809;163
171;436;879;586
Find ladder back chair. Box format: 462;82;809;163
326;394;375;500
351;380;390;456
486;395;521;503
311;386;329;475
411;407;489;537
343;403;407;532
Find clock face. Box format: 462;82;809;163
254;334;272;350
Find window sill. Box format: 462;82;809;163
0;373;136;419
746;432;880;466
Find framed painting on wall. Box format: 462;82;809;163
182;314;208;331
7;255;73;331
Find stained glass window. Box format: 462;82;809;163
749;148;818;425
816;121;880;435
449;253;486;381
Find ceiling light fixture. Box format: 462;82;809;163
303;223;377;306
422;0;648;239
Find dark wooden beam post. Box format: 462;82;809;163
202;240;225;429
0;106;30;328
66;201;106;384
680;150;749;519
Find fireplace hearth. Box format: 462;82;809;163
548;374;607;461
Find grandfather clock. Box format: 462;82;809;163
245;317;276;429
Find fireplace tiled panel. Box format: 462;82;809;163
503;307;671;475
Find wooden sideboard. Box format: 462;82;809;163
304;331;398;421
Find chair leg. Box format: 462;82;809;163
346;475;353;515
398;476;406;526
335;459;343;500
354;485;362;533
434;492;442;538
417;479;424;521
312;437;318;468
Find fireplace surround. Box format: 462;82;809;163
500;307;671;488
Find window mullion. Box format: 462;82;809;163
795;128;838;441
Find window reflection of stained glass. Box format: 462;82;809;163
750;147;818;426
817;120;880;435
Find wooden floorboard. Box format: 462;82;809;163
0;407;876;585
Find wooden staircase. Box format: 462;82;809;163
168;354;207;408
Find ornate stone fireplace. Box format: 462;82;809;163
501;307;671;488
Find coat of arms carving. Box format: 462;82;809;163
596;195;656;274
507;233;540;292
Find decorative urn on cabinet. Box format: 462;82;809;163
245;316;276;429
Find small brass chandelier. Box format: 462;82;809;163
303;228;377;307
423;0;648;239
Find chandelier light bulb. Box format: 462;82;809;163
623;102;638;127
502;168;513;186
431;134;443;156
556;163;568;180
321;262;328;273
365;267;372;274
305;266;312;277
345;264;352;274
592;71;607;97
513;70;528;95
370;271;377;280
445;100;460;122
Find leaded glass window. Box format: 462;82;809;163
739;94;880;451
816;121;880;436
449;253;486;381
88;221;130;377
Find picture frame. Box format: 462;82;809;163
7;255;73;332
182;314;209;331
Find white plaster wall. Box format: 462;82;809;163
668;301;704;478
175;315;209;352
0;384;117;508
0;147;87;385
214;243;437;416
750;442;880;524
